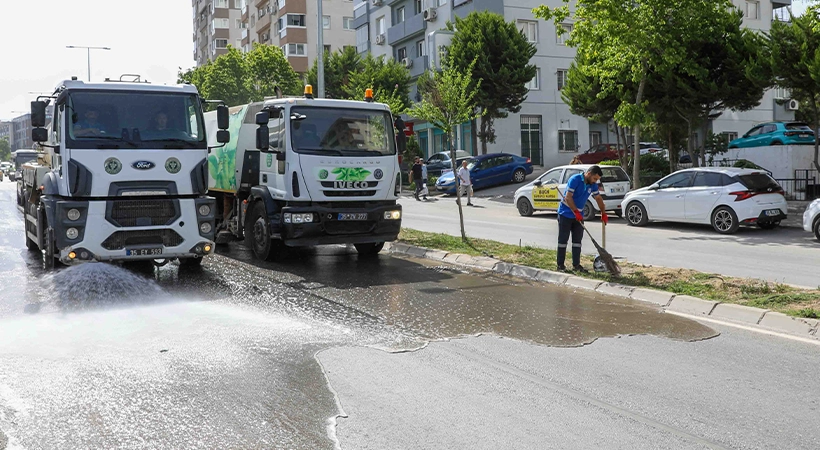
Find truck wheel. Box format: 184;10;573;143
249;202;281;261
25;234;38;251
43;227;56;270
354;242;384;256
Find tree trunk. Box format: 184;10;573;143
700;118;708;167
450;132;467;242
480;116;489;155
471;117;478;156
668;128;675;173
632;75;647;188
619;126;630;171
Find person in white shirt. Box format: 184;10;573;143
457;159;474;206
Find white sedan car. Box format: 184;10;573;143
514;164;631;220
803;198;820;241
622;167;787;234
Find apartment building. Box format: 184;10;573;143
0;121;13;150
239;0;357;75
354;0;794;168
192;0;245;67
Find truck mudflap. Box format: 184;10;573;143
279;203;402;247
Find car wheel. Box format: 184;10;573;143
771;140;783;145
814;218;820;242
517;197;534;217
354;242;384;256
513;169;526;183
757;221;780;230
712;206;739;234
582;202;595;221
626;202;649;227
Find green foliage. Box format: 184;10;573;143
731;159;767;171
599;160;620;166
0;137;10;161
405;135;423;162
410;61;481;139
307;47;362;99
246;43;303;98
445;11;537;150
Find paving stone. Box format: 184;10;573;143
758;312;819;336
596;283;634;298
535;269;568;285
425;250;449;261
471;257;501;269
629;288;674;307
710;303;768;325
564;276;603;291
455;254;477;265
443;253;462;265
405;246;428;258
666;296;719;316
493;262;515;275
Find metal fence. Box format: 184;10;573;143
774;176;819;201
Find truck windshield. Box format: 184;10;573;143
14;153;37;170
66;91;206;149
288;106;397;156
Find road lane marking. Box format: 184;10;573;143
665;311;820;347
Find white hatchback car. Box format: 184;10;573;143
803;198;820;241
514;164;631;220
622;168;787;234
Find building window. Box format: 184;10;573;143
397;6;405;24
283;43;307;56
416;39;424;57
286;14;306;27
397;47;407;61
745;1;760;20
236;19;247;28
518;20;537;43
557;69;568;90
589;131;602;147
215;39;229;49
323;15;330;29
343;17;354;30
376;16;385;35
557;24;572;45
213;18;230;29
214;0;229;8
356;24;369;53
526;68;540;90
414;0;422;15
720;132;738;144
559;130;579;152
520;116;543;166
324;44;331;54
259;7;267;17
250;14;256;27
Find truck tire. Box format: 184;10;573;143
248;202;282;261
43;227;56;270
25;234;38;251
354;242;384;256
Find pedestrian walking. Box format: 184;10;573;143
411;157;424;201
556;165;608;273
457;159;474;206
420;160;429;200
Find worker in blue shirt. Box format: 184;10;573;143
556;165;608;272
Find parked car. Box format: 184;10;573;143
728;121;815;148
630;142;666;156
514;164;631;220
622;167;787;234
436;153;533;194
425;150;472;176
803;198;820;241
576;144;626;164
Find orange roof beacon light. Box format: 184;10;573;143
304;84;314;99
364;88;374;102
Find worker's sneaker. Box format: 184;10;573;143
572;265;589;274
556;265;568;272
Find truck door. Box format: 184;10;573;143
261;109;288;197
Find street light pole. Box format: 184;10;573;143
65;46;112;81
316;0;325;98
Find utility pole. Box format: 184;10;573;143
66;46;111;81
316;0;325;98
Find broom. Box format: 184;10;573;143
556;186;621;276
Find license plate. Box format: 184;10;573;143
611;187;624;193
764;209;781;217
126;248;163;256
800;134;809;138
337;213;368;221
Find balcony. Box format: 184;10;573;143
242;5;249;21
241;29;250;46
256;0;268;7
387;13;425;45
256;12;272;32
408;55;428;78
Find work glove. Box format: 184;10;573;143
601;212;609;225
574;210;584;222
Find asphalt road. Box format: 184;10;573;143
399;191;820;288
0;181;818;449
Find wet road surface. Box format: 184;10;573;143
0;181;817;449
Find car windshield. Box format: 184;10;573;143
786;123;813;132
66;91;206;149
289;106;396;156
600;167;629;183
466;158;480;170
739;173;780;192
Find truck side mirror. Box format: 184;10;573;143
276;152;286;161
32;128;48;143
255;111;270;125
217;105;229;130
31;101;47;127
216;130;230;144
256;125;269;150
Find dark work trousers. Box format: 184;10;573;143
557;214;584;267
414;178;424;197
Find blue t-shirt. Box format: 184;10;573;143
557;173;600;219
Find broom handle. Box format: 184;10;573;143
602;220;606;249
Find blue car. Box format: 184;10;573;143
436;153;534;194
728;121;815;148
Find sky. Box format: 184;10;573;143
0;0;197;121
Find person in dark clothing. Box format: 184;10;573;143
556;165;608;272
395;116;407;154
411;157;424;201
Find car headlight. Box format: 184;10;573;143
198;204;211;216
67;208;81;221
199;222;212;234
66;228;79;239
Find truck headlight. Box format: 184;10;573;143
384;210;401;220
199;222;212;234
284;213;291;223
66;228;79;239
67;209;81;221
198;204;211;216
284;213;313;224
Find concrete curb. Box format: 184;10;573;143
385;242;820;342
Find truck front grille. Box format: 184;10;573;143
107;199;179;227
101;229;184;250
322;190;377;197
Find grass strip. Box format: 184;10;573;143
398;228;820;319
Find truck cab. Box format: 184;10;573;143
26;77;229;269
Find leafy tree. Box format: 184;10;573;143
445;11;537;154
202;47;253;107
0;137;10;162
410;62;481;242
307;47;362;99
247;43;303;99
768;5;820;170
344;54;412;111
